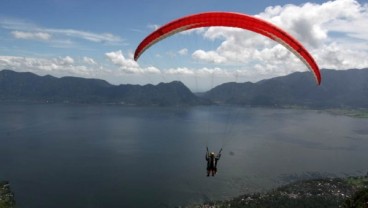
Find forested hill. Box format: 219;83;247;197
0;69;203;106
203;68;368;108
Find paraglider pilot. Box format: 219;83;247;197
206;147;222;177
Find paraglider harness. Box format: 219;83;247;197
206;147;222;176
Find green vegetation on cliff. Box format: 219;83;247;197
0;181;15;208
187;176;368;208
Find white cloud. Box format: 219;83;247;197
166;67;195;75
105;50;161;74
257;0;365;47
59;56;74;65
189;0;368;74
192;50;227;64
83;56;96;65
105;50;139;71
178;48;188;56
317;42;368;69
0;55;95;77
0;18;122;44
145;66;161;74
11;31;51;41
44;28;121;43
164;66;235;77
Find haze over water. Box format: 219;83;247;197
1;103;367;207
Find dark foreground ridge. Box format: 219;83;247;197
186;176;368;208
2;177;367;207
0;181;15;208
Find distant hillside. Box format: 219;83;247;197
1;68;368;108
0;69;204;106
203;68;368;108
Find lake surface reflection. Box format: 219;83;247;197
0;103;367;207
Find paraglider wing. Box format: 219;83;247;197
134;12;321;85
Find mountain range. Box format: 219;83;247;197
0;69;203;106
1;68;368;108
204;68;368;108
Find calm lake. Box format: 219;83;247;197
0;103;367;207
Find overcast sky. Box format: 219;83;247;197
0;0;367;91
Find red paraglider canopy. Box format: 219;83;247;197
134;12;321;85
